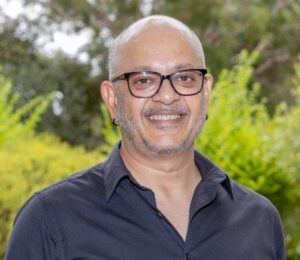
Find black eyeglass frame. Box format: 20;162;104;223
111;68;208;98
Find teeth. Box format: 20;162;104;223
149;114;181;121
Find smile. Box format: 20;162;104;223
149;114;182;121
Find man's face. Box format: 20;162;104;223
106;25;212;155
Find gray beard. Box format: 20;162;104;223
116;106;206;156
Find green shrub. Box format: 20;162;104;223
273;60;300;259
99;103;121;155
0;72;54;145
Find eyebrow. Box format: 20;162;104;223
131;63;198;72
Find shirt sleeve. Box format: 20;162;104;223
5;193;65;260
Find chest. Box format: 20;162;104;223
55;187;277;260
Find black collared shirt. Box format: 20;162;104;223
5;143;285;260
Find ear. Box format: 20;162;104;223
100;80;117;119
203;74;213;111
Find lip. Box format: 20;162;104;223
143;105;189;126
145;113;187;126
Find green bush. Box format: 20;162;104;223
0;72;54;145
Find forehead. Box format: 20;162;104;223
115;24;203;74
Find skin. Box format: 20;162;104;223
100;19;213;240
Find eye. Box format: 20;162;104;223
130;73;159;88
173;73;195;83
179;75;194;82
134;77;152;85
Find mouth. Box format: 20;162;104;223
143;106;189;126
146;113;188;127
148;114;183;121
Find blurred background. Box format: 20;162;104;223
0;0;299;258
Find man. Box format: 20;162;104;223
5;15;285;260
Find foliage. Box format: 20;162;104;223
274;59;300;259
0;49;101;147
99;103;121;155
0;71;54;145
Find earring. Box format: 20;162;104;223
112;118;119;126
205;114;209;120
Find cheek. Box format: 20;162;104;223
185;96;205;116
118;93;147;120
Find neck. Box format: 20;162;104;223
120;140;201;197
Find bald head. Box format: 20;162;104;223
108;15;206;80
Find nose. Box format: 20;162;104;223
152;78;180;104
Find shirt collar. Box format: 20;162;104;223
102;142;129;202
102;142;234;202
194;151;234;200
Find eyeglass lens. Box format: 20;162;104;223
128;70;204;97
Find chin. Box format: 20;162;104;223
141;138;194;156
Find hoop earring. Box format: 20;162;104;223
112;118;119;126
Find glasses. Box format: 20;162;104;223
111;69;207;98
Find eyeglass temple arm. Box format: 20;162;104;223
112;74;127;82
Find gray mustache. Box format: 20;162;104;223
143;105;190;116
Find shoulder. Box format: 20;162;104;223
231;180;276;209
231;180;285;258
13;161;106;221
36;162;106;203
6;163;108;258
230;179;283;225
12;162;107;229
